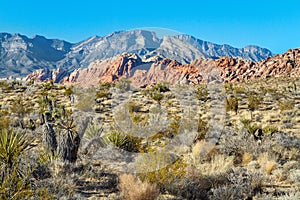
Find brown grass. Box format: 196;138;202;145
118;174;160;200
242;152;253;166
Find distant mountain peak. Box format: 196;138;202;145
0;29;273;78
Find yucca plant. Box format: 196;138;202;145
103;131;142;152
0;163;33;200
0;129;38;200
56;118;80;163
0;129;32;169
84;123;103;140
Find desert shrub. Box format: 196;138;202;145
83;123;103;140
75;91;95;112
225;96;239;114
165;167;218;199
103;131;142;152
96;82;112;99
277;99;295;112
209;185;247;200
217;127;265;164
241;152;253;166
195;85;209;101
263;125;278;135
10;97;31;118
257;152;277;175
115;78;131;92
166;116;181;136
209;167;265;200
196;118;208;141
0;115;10;133
193;154;234;176
151;91;163;104
152;82;170;93
247;92;261;118
137;151;186;189
233;86;246;94
64;86;74;97
42;80;55;91
119;174;160;200
127;101;141;113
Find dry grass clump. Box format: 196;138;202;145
194;154;234;176
191;140;216;162
257;152;277;175
242;152;253;166
119;174;160;200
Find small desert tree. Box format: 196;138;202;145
247;92;260;120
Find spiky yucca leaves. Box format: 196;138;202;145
56;118;80;163
84;123;103;140
0;129;49;200
0;129;32;169
103;131;143;153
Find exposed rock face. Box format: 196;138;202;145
214;48;300;82
26;48;300;87
26;68;68;83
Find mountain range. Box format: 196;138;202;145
26;47;300;87
0;30;273;78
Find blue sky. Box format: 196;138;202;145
0;0;299;54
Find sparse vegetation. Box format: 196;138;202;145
0;77;298;198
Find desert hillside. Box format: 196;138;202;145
0;75;299;199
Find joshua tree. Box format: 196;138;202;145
40;94;90;162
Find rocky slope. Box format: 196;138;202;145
26;48;300;87
1;30;273;78
0;33;71;77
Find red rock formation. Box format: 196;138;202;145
26;48;300;87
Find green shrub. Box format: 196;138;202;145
247;92;261;118
277;99;295;112
195;85;209;101
152;82;170;93
115;78;131;92
64;86;74;97
137;151;186;189
151;91;163;104
226;96;239;114
262;125;278;135
103;131;142;152
96;82;112;99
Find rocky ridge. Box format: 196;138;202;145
26;48;300;87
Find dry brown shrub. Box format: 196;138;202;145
119;174;160;200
